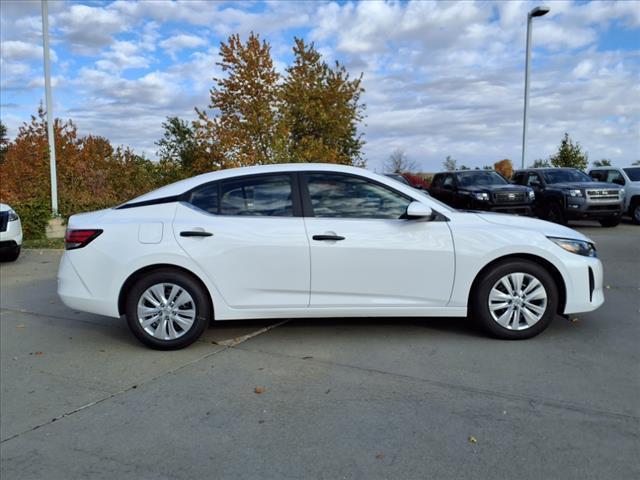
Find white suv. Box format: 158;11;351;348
588;166;640;224
0;203;23;261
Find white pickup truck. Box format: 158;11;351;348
588;166;640;225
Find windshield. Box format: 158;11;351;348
623;167;640;182
455;171;508;187
542;169;592;184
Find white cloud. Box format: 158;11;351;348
57;4;128;53
1;40;57;62
160;34;207;59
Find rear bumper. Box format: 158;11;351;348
57;253;119;317
0;218;23;246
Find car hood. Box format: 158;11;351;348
548;181;620;190
475;212;592;243
459;184;530;193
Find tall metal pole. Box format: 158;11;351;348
41;0;58;215
521;13;533;170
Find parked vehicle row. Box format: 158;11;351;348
57;163;605;349
427;166;638;227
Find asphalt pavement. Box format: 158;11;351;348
1;222;638;479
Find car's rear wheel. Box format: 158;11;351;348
472;260;558;339
125;269;211;350
599;215;621;227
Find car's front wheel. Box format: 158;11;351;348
125;269;211;350
472;260;558;339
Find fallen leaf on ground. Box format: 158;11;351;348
34;351;44;356
571;317;579;323
468;436;477;444
15;325;25;329
605;285;611;289
375;453;384;459
254;387;265;394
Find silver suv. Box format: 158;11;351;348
588;166;640;224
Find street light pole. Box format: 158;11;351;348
521;6;550;170
41;0;58;216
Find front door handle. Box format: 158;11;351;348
312;234;345;241
180;231;213;237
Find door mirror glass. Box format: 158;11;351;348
406;201;433;220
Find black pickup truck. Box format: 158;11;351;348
512;168;624;227
429;170;534;214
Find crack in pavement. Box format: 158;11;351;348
0;319;290;445
234;344;640;423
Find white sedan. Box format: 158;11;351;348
57;164;604;349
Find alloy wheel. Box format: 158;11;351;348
137;283;196;340
487;272;548;330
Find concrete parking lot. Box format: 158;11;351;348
1;222;639;480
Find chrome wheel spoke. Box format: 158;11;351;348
173;290;192;308
141;314;160;328
496;306;514;327
510;273;524;294
137;283;196;340
525;285;546;302
520;306;539;326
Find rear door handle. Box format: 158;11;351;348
312;235;345;241
180;231;213;237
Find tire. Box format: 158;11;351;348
631;202;640;225
599;215;621;228
471;260;558;340
1;246;20;262
545;202;567;225
125;269;211;350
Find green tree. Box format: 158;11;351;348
196;33;283;167
442;155;457;171
530;158;550;168
459;164;471;170
549;133;588;170
281;38;365;166
633;160;640;166
592;159;612;167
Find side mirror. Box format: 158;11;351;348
530;180;541;188
406;201;433;220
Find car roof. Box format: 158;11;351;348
127;163;424;204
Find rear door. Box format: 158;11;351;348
173;173;310;308
301;172;455;307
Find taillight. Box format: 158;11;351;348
65;229;103;250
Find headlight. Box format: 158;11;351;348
474;192;489;201
7;209;19;221
548;237;597;257
566;189;583;197
528;190;535;200
619;188;625;196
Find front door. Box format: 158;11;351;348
301;172;455;307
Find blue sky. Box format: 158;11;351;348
1;0;639;171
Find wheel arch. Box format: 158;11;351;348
118;263;214;319
467;253;566;315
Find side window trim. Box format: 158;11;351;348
185;172;303;218
299;171;413;219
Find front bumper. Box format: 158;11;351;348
470;203;533;216
562;255;604;315
564;197;623;219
